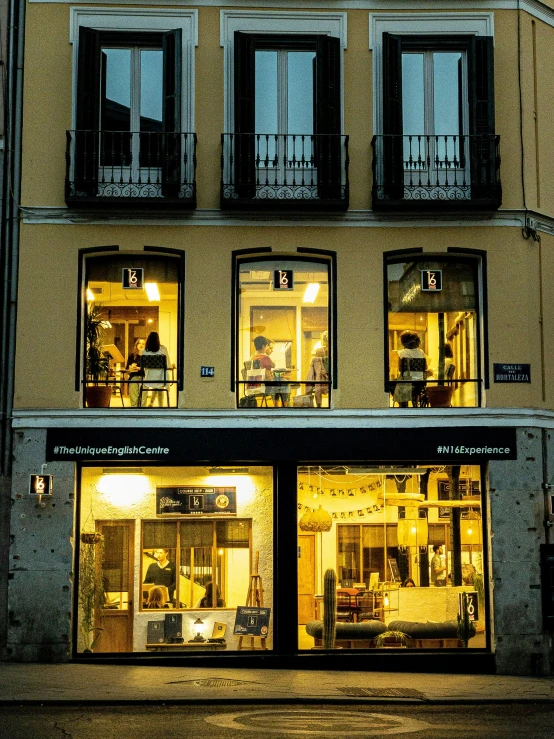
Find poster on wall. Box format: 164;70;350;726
437;479;480;519
233;606;271;637
156;487;236;515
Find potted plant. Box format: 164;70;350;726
85;303;112;407
374;630;410;648
426;312;454;407
78;531;105;652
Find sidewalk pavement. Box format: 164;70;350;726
0;664;553;705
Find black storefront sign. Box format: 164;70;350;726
421;270;442;291
233;607;271;636
493;364;531;383
273;269;294;290
156;487;236;515
122;267;144;290
46;426;517;463
459;591;479;622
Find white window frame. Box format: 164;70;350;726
70;6;198;134
369;12;494;135
220;9;347;134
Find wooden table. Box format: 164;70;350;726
145;641;227;652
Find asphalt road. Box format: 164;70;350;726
1;703;554;738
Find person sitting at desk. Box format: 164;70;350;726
144;548;176;600
198;581;225;608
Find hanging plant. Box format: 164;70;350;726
79;532;105;652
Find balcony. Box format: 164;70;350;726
221;133;349;211
371;134;501;212
65;130;197;209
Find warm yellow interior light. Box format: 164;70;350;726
145;282;160;301
303;283;320;303
86;288;95;301
97;474;149;506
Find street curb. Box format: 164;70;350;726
1;697;554;706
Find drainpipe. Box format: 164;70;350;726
0;0;26;657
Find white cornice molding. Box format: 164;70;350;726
12;407;554;430
30;1;554;31
19;205;534;229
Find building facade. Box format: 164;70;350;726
3;0;554;675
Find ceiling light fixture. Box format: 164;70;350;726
303;283;320;303
145;282;160;301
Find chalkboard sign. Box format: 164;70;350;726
388;558;401;583
233;606;271;637
156;487;236;515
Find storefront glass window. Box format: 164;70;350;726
236;257;331;408
78;466;273;653
387;258;481;407
84;254;181;408
298;465;486;650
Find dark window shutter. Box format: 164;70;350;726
233;31;256;197
467;36;497;199
161;29;182;196
75;26;102;194
381;33;404;198
314;34;341;200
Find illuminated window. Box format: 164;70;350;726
82;253;182;408
141;519;251;610
386;256;482;408
235;256;333;408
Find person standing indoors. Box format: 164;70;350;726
431;544;447;587
144;548;176;600
141;331;174;407
125;337;145;407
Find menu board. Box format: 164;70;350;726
233;607;271;637
156;487;236;515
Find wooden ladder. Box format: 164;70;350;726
238;552;267;651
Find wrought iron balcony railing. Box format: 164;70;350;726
66;130;197;209
371;134;501;211
221;133;349;211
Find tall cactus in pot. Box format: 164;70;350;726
323;568;337;649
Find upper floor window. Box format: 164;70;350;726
386;255;483;408
222;31;348;209
83;253;183;408
372;33;500;211
67;7;198;209
235;256;333;408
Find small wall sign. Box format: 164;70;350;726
273;269;294;290
29;474;53;496
493;364;531;383
122;268;144;289
459;591;479;621
421;270;442;291
156;486;236;515
233;606;271;636
200;366;215;378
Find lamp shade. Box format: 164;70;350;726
397;517;428;548
460;511;482;546
299;505;332;532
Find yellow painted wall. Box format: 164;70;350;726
14;222;547;410
20;5;554;213
14;3;554;411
